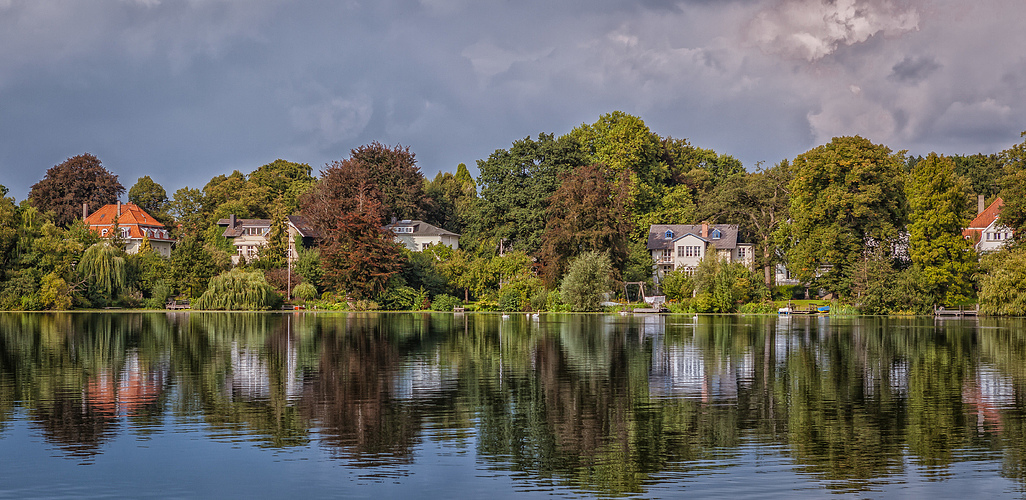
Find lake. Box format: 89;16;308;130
2;312;1026;498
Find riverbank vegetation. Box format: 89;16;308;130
2;116;1026;314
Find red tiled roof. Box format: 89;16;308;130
962;197;1005;243
84;202;173;241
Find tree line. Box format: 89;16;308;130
2;112;1026;314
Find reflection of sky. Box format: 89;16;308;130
393;356;458;401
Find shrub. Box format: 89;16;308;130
559;251;613;312
293;282;318;301
192;268;282;310
378;285;419;310
431;294;463;311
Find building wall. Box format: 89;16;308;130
978;222;1014;252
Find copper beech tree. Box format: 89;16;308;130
29;153;125;227
301;157;404;299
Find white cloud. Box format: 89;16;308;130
748;0;920;61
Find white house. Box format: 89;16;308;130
647;223;754;282
83;201;175;257
382;220;460;252
217;214;317;265
963;197;1013;252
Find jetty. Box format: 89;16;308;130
934;305;978;317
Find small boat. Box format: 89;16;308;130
778;306;792;315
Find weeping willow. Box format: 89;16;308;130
192;268;281;310
79;241;126;299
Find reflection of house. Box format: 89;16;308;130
382;219;460;252
83;351;169;416
84;201;174;256
217;214;317;265
647;223;754;281
963;197;1013;252
227;341;303;402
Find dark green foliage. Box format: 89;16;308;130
29;153;125;227
378;285;425;311
350;142;428;221
170;234;229;299
192;268;282;310
128;175;171;226
476;133;587;254
906;153;977;306
999;132;1026;234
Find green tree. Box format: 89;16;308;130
169;234;228;298
906;153;976;306
128;176;168;218
350;142;428;221
979;246;1026;315
476;133;587;254
538;164;633;286
703;161;791;285
424;164;478;236
999;132;1026;234
192;268;281;310
29;153;125;227
779;136;906;296
247;159;316;213
559;251;614;312
79;241;127;300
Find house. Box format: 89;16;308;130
382;219;459;252
962;196;1013;252
217;214;317;265
647;223;754;282
83;201;174;256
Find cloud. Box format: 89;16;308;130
889;55;940;84
748;0;920;61
290;96;374;147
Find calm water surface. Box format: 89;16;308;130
2;312;1026;498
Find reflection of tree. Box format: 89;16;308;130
298;314;419;464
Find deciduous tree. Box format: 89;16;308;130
538;164;632;286
779;136;906;296
301;156;404;298
476;133;587;254
906;153;976;306
29;153;124;227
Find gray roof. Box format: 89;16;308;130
647;224;744;250
216;215;317;238
382;220;460;237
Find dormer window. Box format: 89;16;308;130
710;229;722;240
101;228;108;237
664;230;674;240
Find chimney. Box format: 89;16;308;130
230;214;236;229
978;194;986;215
82;202;88;221
701;222;709;238
117;200;122;216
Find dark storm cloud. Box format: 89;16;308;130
1;0;1025;200
889;55;941;84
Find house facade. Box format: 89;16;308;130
217;214;317;265
647;223;754;282
962;197;1013;252
382;220;459;252
83;201;174;256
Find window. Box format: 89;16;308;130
677;246;686;257
101;228;108;237
422;242;433;251
684;246;701;257
710;229;721;240
121;228;129;239
664;230;674;239
662;249;672;261
393;226;414;234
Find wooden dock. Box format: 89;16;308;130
934;305;978;317
165;299;190;310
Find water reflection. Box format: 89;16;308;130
3;312;1026;496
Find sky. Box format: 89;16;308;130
2;0;1025;201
